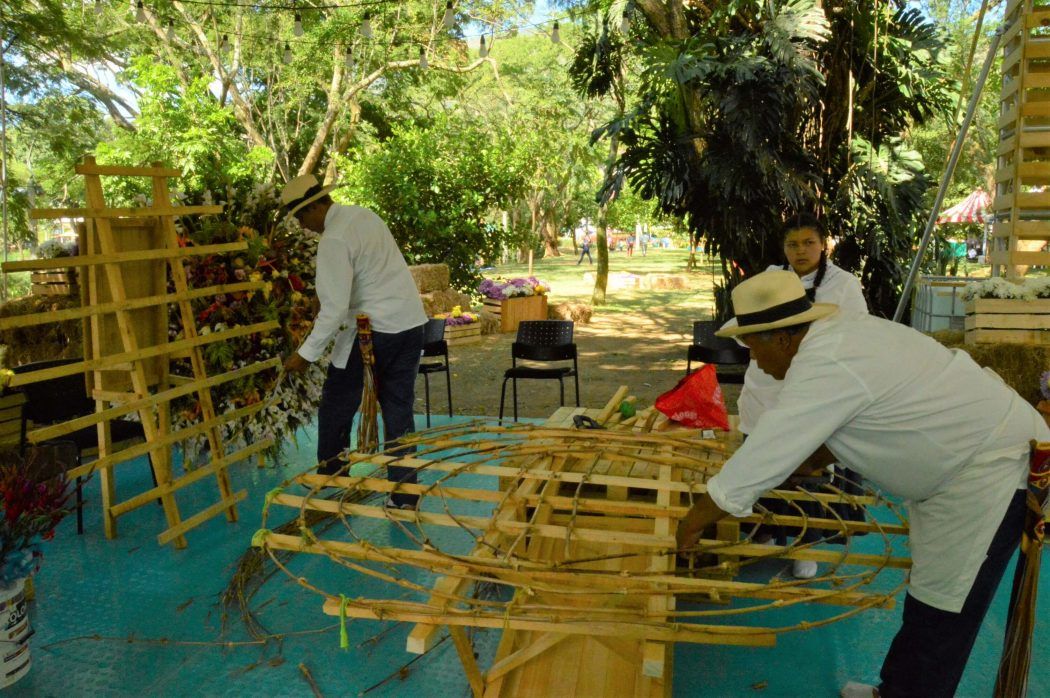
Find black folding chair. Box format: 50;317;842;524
686;320;750;384
13;358;150;534
498;321;579;424
418;318;452;428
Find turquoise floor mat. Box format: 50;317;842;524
8;416;1048;697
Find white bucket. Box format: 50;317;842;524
0;578;31;688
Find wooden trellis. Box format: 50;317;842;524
258;389;910;697
993;0;1050;278
4;157;280;548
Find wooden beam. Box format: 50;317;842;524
484;631;569;682
29;204;223;220
156;490;247;545
73;162;182;177
1;241;247;272
448;626;486;698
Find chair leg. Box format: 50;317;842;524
498;377;509;425
573;370;580;407
558;377;565;406
512;378;518;422
423;373;432;428
76;475;84;535
444;368;452;418
686;358;692;375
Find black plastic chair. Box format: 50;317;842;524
418;318;452;428
686;320;750;384
13;358;150;534
498;321;579;424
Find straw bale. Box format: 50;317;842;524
930;330;1050;406
408;264;450;293
479;311;501;335
420;288;472;316
549;302;592;324
642;274;689;290
0;295;82;366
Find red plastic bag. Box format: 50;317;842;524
654;364;730;431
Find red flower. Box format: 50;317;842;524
288;274;305;292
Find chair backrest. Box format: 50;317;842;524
0;392;25;448
12;358;94;424
691;320;750;364
422;318;448;359
513;321;575;362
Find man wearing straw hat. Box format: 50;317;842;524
280;174;427;508
675;270;1049;698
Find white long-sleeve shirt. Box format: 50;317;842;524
296;204;427;368
707;313;1049;611
737;262;868;433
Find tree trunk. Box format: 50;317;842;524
541;218;561;257
592;133;621;306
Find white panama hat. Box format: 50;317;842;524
716;269;838;338
280;174;338;218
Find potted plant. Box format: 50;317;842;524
0;444;75;688
478;277;550;333
433;306;481;345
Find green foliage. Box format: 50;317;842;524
344;114;527;289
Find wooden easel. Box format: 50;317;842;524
6;157;280;548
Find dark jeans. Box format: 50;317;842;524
316;323;424;506
577;247;592;264
879;488;1027;697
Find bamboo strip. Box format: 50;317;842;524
449;626;485;698
8;320;277;388
1;241;247;272
156;490;247;545
29;358;280;444
0;281;266;331
29;204;224;220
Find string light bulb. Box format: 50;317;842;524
361;13;373;38
344;47;354;70
442;1;454;29
293;12;303;37
479;35;488;58
135;0;146;23
551;21;560;44
283;42;292;64
419;45;428;70
166;18;175;40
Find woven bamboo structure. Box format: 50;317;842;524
256;389;910;696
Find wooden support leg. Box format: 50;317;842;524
449;625;485;698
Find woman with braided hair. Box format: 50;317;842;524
732;215;869;577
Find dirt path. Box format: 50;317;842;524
417;304;743;420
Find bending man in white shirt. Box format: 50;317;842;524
676;270;1049;698
280;175;428;508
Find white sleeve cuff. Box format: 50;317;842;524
706;476;754;518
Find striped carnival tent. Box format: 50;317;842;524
936;189;991;225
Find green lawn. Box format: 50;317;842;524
483;244;721;317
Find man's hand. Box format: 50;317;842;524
675;494;730;551
284;352;310;374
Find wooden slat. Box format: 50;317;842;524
999;104;1020;130
967;298;1050;314
74;162;182;177
1001;77;1021;102
994;193;1015;212
156;490;247;545
484;633;569;683
965;314;1050;330
990;250;1050;266
323;599;778;647
1026;11;1050;29
1;241;247;272
1021;101;1050;118
1015;191;1050;208
1019;131;1050;149
8;320;277;388
999;134;1019;157
966;328;1050;345
0;281;266;332
30;204;223;220
30;358;279;444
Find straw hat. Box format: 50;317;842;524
280;174;337;218
716;270;837;338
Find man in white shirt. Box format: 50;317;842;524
676;270;1048;698
280;175;428;507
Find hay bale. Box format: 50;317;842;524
549;302;592;324
643;274;689;290
420;288;473;316
479;311;501;335
408;264;450;294
0;295;82;366
930;329;1050;406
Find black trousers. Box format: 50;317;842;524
879;488;1027;697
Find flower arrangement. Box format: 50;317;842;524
478;277;549;300
172;181;327;464
35;239;77;260
433;305;479;326
961;277;1050;302
0;446;74;585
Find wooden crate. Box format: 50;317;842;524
483;294;549;333
964;298;1050;345
30;269;77;296
444;322;481;346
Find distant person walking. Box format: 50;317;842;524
577;233;593;265
626;233;636;257
640;232;649;257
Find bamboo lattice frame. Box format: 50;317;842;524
257;389;911;697
7;157;280;548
